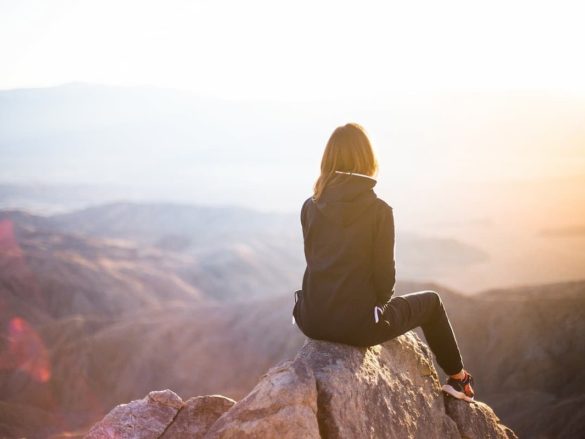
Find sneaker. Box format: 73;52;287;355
442;371;475;402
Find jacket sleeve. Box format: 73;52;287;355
300;198;310;238
372;205;396;305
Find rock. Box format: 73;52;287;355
206;332;460;438
297;333;460;439
444;396;519;439
84;390;236;439
160;395;236;439
84;389;183;439
205;357;320;438
85;332;517;439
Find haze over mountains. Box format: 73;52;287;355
2;83;585;292
0;203;486;303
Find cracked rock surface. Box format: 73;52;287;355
84;332;517;439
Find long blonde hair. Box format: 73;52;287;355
312;123;379;201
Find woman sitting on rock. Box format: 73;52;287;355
292;122;475;402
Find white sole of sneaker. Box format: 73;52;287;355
441;384;475;402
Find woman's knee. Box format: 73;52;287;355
425;290;443;308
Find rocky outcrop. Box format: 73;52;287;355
444;397;517;439
84;390;184;439
84;332;517;438
84;391;236;439
160;395;237;439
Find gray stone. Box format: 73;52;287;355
160;395;236;439
205;357;320;438
84;389;183;439
444;395;519;439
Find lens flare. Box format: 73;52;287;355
1;316;51;382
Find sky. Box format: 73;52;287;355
1;0;585;101
0;0;584;215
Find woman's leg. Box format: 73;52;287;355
381;290;464;376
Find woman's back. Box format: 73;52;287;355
294;170;396;345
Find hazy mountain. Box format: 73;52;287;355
0;204;305;302
0;211;209;323
0;202;489;302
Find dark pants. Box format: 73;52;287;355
376;290;464;376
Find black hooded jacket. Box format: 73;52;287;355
292;171;396;346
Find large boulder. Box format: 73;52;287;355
84;390;235;439
85;332;517;438
84;390;184;439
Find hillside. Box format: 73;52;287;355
0;203;489;300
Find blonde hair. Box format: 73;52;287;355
312;123;379;201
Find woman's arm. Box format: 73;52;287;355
300;197;311;240
372;204;396;305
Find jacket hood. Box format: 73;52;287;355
315;171;378;227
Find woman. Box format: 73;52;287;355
291;122;475;402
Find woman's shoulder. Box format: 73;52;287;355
372;199;394;231
301;196;314;212
300;196;315;226
374;198;393;213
